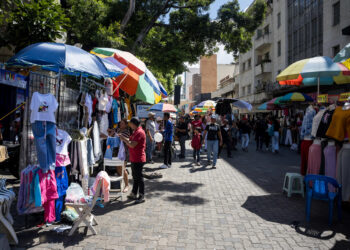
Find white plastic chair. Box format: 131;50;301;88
103;157;125;201
67;180;102;236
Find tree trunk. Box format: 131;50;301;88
120;0;136;34
131;0;172;52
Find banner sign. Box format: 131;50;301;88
0;69;27;89
317;94;328;103
339;92;350;102
136;105;164;118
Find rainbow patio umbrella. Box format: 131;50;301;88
257;101;277;110
196;100;216;109
280;92;314;103
276;56;350;95
148;103;177;113
333;42;350;84
91;48;166;104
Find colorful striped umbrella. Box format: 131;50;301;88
197;100;216;108
268;96;284;105
276;56;350;95
257;102;277;110
148;103;177;113
280;92;314;102
333;43;350;84
91;47;165;104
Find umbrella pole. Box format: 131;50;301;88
317;77;320;98
112;71;130;95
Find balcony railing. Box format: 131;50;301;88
255;33;272;51
255;62;272;76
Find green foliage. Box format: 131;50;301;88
0;0;69;52
218;0;266;57
65;0;124;51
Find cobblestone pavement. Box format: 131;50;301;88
10;142;350;249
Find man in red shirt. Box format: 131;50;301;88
119;117;146;203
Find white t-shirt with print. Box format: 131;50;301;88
30;92;58;124
56;129;72;156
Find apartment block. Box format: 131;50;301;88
200;55;217;94
237;0;350;110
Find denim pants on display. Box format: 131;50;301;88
32;121;56;172
207;140;219;166
146;137;155;161
241;133;249;149
272;131;279;152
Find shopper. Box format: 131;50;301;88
202;115;222;169
191;128;201;166
230;122;238;151
119;117;146;204
176;116;188;159
240;118;251;152
255;117;267;151
191;114;202;133
219;119;232;158
272;118;280;153
145;112;156;164
116;119;130;193
160;112;173;169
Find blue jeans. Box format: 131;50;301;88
272;131;279;152
32;121;56;172
241;133;249;149
207;140;219;166
146;137;155;161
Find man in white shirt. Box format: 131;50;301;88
146;112;156;164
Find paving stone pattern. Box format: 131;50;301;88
12;142;350;249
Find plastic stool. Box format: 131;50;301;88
283;173;304;197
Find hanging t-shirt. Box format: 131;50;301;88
84;93;93;126
316;109;335;138
56;129;72;156
205;123;220;141
112;99;119;124
30;92;58;124
98;92;109;111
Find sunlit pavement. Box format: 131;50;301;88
12;141;350;249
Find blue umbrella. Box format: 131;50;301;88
7;42;113;78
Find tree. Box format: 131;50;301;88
0;0;69;53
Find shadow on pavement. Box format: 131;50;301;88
242;194;350;242
166;194;208;206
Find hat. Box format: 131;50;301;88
211;114;217;120
148;112;155;117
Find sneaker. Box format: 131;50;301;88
127;193;137;200
149;160;154;164
168;164;172;168
46;222;52;227
196;162;201;166
135;195;145;204
212;165;216;169
207;160;211;165
159;164;168;169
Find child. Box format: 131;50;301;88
191;128;201;166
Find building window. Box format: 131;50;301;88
242;62;246;72
277;41;281;57
264;25;269;35
333;45;340;57
333;1;340;26
248;59;251;69
242;87;245;96
247;85;251;95
264;52;270;61
277;13;281;28
256;29;263;39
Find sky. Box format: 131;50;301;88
187;0;254;68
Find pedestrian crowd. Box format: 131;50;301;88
108;110;305;204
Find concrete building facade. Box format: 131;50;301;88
200;55;217;94
236;0;350;111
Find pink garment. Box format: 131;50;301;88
324;145;337;192
38;169;59;204
43;199;55;223
92;171;110;202
56;153;71;167
307;144;322;175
